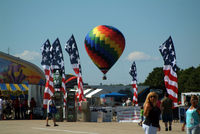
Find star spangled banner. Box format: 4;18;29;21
51;38;67;98
41;39;67;108
51;38;65;71
65;35;81;74
65;34;84;102
129;61;138;106
159;36;178;106
41;39;54;108
41;39;52;71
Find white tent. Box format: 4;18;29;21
181;92;200;105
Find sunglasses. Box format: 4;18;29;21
191;99;198;102
150;96;156;98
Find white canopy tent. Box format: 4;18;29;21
181;92;200;105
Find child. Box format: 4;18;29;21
138;106;144;126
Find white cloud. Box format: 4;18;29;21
14;50;40;61
126;51;159;61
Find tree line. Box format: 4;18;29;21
141;65;200;97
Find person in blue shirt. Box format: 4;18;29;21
182;95;200;134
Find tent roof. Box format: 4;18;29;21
82;85;150;99
0;83;29;91
181;92;200;96
100;92;127;98
0;51;45;85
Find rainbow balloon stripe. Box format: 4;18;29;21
85;25;125;75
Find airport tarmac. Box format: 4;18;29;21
0;120;185;134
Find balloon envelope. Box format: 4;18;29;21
84;25;125;77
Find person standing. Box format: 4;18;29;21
182;95;200;134
2;97;7;119
160;92;174;131
0;96;3;120
121;98;126;107
19;98;24;119
143;92;161;134
30;97;36;119
138;106;144;126
126;98;132;106
22;98;28;119
46;96;58;127
13;97;20;119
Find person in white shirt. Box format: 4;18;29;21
0;97;3;120
126;98;132;106
46;95;58;127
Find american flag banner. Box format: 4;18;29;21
129;61;138;106
41;39;54;108
65;35;84;102
51;38;67;99
159;36;178;106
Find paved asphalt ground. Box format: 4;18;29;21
0;120;185;134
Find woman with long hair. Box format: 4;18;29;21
143;92;161;134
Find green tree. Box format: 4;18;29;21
142;67;165;90
179;66;200;92
142;65;200;94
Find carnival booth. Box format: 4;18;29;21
0;83;29;98
0;51;45;119
100;92;127;106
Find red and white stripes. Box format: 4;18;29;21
132;81;138;106
163;65;178;106
43;67;54;109
73;67;84;102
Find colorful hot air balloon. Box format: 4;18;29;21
84;25;125;80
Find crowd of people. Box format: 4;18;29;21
1;92;200;134
0;96;36;120
140;92;200;134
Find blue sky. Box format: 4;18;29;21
0;0;200;85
